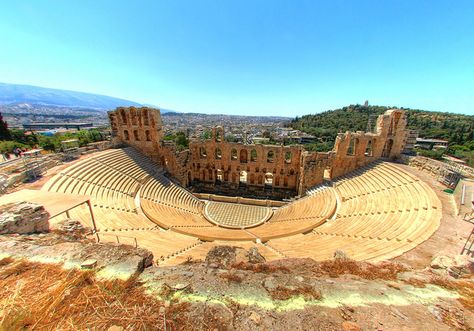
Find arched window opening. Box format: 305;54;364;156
289;169;295;176
240;149;248;163
120;110;127;124
267;150;275;163
145;130;151;141
199;147;207;158
215;148;222;159
382;139;394;158
215;128;223;142
250;149;257;162
264;173;273;188
250;173;255;185
365;140;373;156
275;176;280;186
123;130;129;141
131;109;138;126
231;148;237;160
133;130;140;141
347;138;356;155
143;110;149;126
239;171;247;185
285;151;292;163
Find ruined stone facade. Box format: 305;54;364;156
108;107;408;199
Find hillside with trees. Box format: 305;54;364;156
290;104;474;166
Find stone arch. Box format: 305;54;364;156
216;169;223;182
231;148;237;160
264;172;273;187
131;108;138;126
145;130;151;141
347;138;356;155
231;172;237;183
267;150;275;163
365;140;373;156
382;139;394;158
133;130;140;141
120;109;127;124
250;173;255;185
240;171;247;185
200;147;207;158
123;130;130;141
143;109;149;126
250;149;257;162
215;127;223;142
275;176;280;186
215;148;222;159
240;149;248;163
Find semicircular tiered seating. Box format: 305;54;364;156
42;147;442;264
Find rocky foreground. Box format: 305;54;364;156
0;202;473;330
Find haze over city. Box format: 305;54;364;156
0;1;473;116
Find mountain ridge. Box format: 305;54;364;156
0;82;142;110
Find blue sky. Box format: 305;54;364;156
0;1;473;116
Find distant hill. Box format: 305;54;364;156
0;82;142;110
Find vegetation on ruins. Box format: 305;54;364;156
163;131;189;151
291;104;474;166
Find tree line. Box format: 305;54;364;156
290;104;474;166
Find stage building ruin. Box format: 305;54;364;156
108;107;408;199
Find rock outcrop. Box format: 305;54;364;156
0;201;49;234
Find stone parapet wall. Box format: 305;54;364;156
193;193;287;207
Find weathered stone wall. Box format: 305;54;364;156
108;107;164;164
187;130;304;197
108;107;409;197
330;109;407;178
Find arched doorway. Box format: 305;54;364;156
216;169;223;183
264;172;273;188
240;171;247;186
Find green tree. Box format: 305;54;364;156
0;112;11;140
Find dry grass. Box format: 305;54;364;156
432;276;474;312
219;272;243;283
269;285;322;301
231;261;290;274
0;257;14;267
0;259;192;330
315;259;407;280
